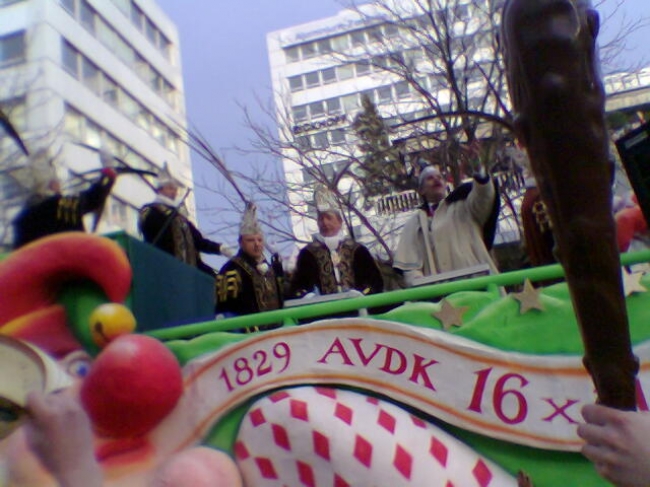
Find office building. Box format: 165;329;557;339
0;0;192;249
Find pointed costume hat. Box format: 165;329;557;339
156;161;177;189
240;202;263;236
314;186;340;215
9;148;58;195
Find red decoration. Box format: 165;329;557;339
80;334;182;438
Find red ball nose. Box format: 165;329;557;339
80;334;183;438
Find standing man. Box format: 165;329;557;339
13;150;117;248
216;203;284;328
289;189;383;297
139;168;232;275
394;158;499;287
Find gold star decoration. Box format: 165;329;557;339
432;299;469;331
511;279;544;314
622;267;647;297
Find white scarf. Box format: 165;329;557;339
314;232;345;291
314;232;344;251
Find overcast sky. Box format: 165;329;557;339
155;0;650;262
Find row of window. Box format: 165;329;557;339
291;82;414;124
62;39;180;154
295;128;348;151
285;23;401;64
64;104;159;175
60;0;177;109
0;31;25;66
283;5;476;65
288;52;406;93
109;0;172;60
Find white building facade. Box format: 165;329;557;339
0;0;192;249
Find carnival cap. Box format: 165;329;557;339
156;162;177;189
240;202;263;236
418;165;442;191
314;186;340;215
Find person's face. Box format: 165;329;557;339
48;179;62;194
317;211;342;237
158;183;179;200
239;233;264;260
420;169;446;203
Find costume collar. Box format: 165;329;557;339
314;232;345;251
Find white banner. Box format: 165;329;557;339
153;319;650;453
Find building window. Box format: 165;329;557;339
62;40;79;75
359;90;374;105
331;34;349;51
368;26;382;42
326;98;342;115
341;94;358;112
395;81;411;99
377;86;392;104
292;105;308;123
84;118;102;147
158;32;171;58
60;0;75;14
384;23;399;38
110;0;129;15
337;64;354;81
321;67;336;85
288;75;303;92
80;0;96;33
81;58;101;94
350;30;365;46
296;135;310;151
452;3;470;20
130;3;144;30
304;71;320;89
0;96;26;133
317;39;332;54
0;31;25;65
145;18;157;44
101;75;119;105
355;61;371;76
285;46;300;63
313;132;329;149
309;101;325;119
330;129;346;145
302;167;315;183
64;106;84;139
302;42;317;59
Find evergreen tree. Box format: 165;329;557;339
351;95;412;199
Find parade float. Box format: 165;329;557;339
1;231;650;486
2;0;650;485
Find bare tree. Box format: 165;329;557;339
183;0;647;266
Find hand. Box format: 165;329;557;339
578;403;650;487
220;244;235;258
24;391;102;487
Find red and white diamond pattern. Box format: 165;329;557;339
235;386;518;487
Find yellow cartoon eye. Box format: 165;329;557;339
89;303;136;348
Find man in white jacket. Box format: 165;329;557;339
394;164;499;287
